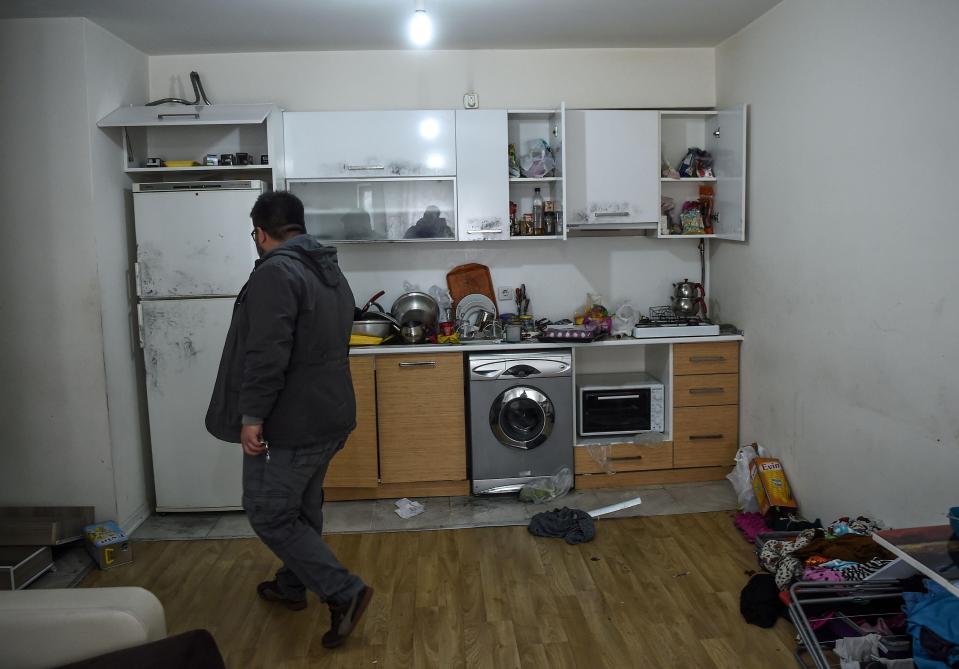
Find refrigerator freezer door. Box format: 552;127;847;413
142;298;242;510
134;185;262;298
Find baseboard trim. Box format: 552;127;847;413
575;466;731;489
325;480;470;501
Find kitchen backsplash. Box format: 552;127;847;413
337;237;702;319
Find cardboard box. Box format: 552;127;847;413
83;521;133;570
750;457;798;516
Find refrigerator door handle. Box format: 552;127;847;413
134;261;142;299
136;304;145;349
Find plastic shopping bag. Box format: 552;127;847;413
726;443;770;513
520;467;573;504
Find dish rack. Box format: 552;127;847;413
788;580;912;668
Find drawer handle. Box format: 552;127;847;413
596;394;641;401
399;361;436;368
593;211;631;218
346;164;386;171
609;455;643;462
689;387;725;395
689;434;724;441
157;112;200;120
689;355;726;363
468;229;504;234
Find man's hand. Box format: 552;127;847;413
241;424;266;456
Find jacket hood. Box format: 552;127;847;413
263;234;341;287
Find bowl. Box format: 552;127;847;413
400;320;426;344
352;319;394;339
391;292;439;329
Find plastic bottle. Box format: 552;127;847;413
532;188;544;236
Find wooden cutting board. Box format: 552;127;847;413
446;263;497;315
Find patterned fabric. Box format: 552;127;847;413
759;528;819;589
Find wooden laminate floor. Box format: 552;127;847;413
82;512;796;668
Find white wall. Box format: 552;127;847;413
711;0;959;527
83;21;152;528
339;237;702;320
0;18;150;526
151;47;715;313
150;48;715;110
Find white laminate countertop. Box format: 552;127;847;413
349;333;744;356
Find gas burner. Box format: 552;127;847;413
631;306;719;338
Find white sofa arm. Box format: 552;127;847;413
0;587;166;669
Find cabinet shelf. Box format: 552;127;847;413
659;233;717;239
508;235;564;241
509;177;562;183
661;177;716;182
126;165;272;174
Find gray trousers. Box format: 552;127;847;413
242;439;365;605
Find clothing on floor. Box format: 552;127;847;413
735;511;770;543
918;627;959;668
770;514;822;532
243;439;366;606
791;534;894;564
527;507;596;544
828;516;882;537
803;566;845;582
904;580;959;669
740;573;786;628
759;528;819;589
836;633;881;668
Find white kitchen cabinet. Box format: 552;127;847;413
659;105;748;241
97;103;285;188
284;110;456;179
565;110;660;227
288;178;457;242
455;109;510;241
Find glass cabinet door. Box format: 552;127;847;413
289;178;457;242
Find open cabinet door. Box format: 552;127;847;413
552;102;568;239
706;104;748;241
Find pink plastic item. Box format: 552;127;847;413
734;511;770;543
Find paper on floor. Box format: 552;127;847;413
394;498;425;519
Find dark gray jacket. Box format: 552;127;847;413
206;235;356;447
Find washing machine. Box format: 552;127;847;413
468;350;574;495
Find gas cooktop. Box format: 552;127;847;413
631;306;720;338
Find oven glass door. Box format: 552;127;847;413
581;388;651;435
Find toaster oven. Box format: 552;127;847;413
577;372;665;437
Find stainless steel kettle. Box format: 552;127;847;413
673;278;705;300
671;279;707;318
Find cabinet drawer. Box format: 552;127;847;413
673;373;739;407
574;441;673;474
673;342;739;375
376;353;466;484
673;405;739;468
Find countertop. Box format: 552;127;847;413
349;332;744;356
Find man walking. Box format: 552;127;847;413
206;191;372;649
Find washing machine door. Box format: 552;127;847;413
489;386;555;450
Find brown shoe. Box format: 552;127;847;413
257;580;307;611
321;586;374;649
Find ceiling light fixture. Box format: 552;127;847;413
409;0;433;47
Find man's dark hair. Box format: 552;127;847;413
250;191;307;239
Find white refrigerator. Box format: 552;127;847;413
133;181;264;511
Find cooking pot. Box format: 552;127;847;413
391;292;439;329
400;320;426;344
352;319;394;339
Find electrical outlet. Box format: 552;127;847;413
498;286;514;301
463;92;479;109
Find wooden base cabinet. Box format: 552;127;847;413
326;353;467;498
377;353;467;484
325;357;379;488
672;342;740;469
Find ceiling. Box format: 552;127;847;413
0;0;781;55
